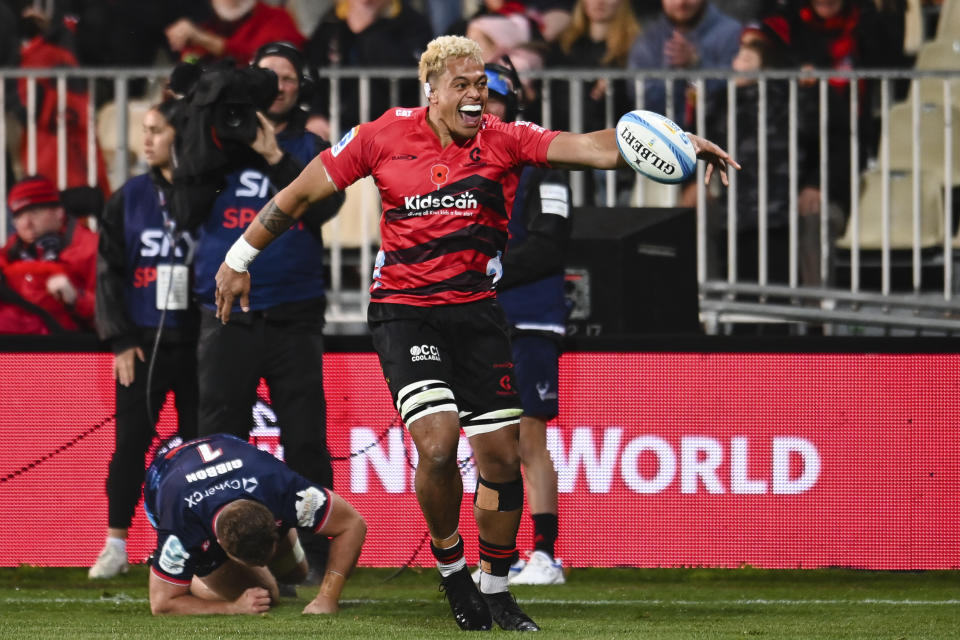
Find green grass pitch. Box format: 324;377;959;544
2;565;960;639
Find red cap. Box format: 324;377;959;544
8;175;61;216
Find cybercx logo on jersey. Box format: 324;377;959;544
410;344;441;363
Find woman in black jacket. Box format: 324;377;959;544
89;98;199;579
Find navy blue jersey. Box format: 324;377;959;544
144;434;331;586
192;131;327;311
120;173;195;330
498;166;571;334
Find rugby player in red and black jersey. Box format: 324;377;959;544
214;35;738;631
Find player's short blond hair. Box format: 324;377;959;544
418;36;484;85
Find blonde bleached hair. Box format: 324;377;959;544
418;35;484;85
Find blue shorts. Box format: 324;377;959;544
511;334;560;420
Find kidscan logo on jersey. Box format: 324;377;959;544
410;344;441;362
403;192;479;213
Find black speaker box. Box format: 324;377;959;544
564;207;700;336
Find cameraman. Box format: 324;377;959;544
191;41;345;580
0;175;98;334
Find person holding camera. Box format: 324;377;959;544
89;98;199;580
190;41;345;583
0;175;98;334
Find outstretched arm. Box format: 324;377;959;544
545;129;740;186
302;491;367;615
214;156;339;323
149;571;271;615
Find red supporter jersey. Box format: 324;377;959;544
319;107;560;306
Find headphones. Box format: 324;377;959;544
484;55;523;122
251;41;316;105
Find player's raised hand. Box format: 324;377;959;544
232;587;272;614
215;261;250;324
686;133;741;187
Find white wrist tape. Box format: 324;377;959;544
224;236;260;273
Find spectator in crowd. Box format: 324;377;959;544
485;60;569;586
72;1;200;70
14;4;111;196
551;0;640;203
165;0;305;65
145;434;366;615
0;2;17;68
531;0;577;42
426;0;465;37
212;35;735;631
703;24;795;289
304;0;432;137
627;0;741;129
88;99;199;580
463;0;545;61
0;175;98;334
191;41;345;582
760;0;907;286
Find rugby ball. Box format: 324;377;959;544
615;110;697;184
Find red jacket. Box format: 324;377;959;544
183;2;305;65
17;35;111;198
0;219;99;334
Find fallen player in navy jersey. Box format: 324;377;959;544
144;434;366;615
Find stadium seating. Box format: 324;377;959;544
911;38;960;107
838;167;945;250
884;101;960;187
936;0;960;39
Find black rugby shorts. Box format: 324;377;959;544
368;298;520;419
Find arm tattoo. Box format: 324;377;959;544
257;199;296;235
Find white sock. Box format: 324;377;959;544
437;557;466;577
106;537;127;553
479;572;509;594
434;534;466;577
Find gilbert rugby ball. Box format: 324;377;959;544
615;110;697;184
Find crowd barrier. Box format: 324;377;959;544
1;337;957;569
2;61;960;332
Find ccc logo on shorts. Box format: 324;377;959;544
410;344;442;362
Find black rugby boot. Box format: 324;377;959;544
439;566;492;630
483;590;540;631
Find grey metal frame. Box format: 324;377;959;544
2;66;958;333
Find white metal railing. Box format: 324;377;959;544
2;66;959;334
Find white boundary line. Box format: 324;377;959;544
4;596;960;606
